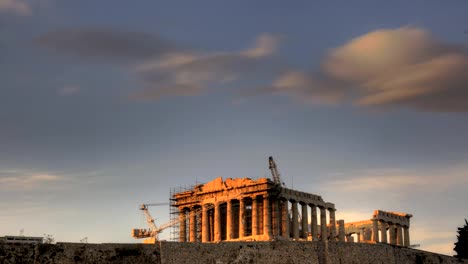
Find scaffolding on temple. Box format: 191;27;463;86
169;184;198;241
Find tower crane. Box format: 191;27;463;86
268;156;285;187
131;203;172;243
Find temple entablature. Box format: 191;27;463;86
372;210;412;227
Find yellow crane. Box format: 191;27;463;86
131;203;178;244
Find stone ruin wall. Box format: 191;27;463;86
1;241;467;264
344;210;413;246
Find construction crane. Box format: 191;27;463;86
131;203;171;243
268;156;285;187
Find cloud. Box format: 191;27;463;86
0;0;31;16
271;70;346;105
411;226;456;256
335;211;373;222
131;33;280;100
0;169;108;193
35;28;177;62
0;172;62;190
321;165;468;193
420;242;455;256
36;28;280;100
269;27;468;112
58;85;80;96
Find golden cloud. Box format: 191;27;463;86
273;27;468;112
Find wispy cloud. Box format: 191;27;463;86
58;85;80;96
265;27;468;112
411;226;457;256
35;28;177;63
36;26;468;111
0;0;31;16
0;172;62;190
131;33;279;100
36;28;280;100
321;165;468;192
335;210;373;222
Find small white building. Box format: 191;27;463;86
0;235;43;244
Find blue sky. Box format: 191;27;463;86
1;0;468;255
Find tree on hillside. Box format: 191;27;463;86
42;234;55;244
454;219;468;259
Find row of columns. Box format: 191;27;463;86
370;219;410;247
273;200;334;241
179;195;273;242
179;197;339;242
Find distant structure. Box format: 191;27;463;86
0;235;43;244
345;210;412;246
170;157;412;246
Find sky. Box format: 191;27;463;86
1;0;468;256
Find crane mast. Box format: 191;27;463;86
268;156;285;187
140;204;157;231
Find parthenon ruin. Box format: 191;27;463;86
344;210;413;246
172;177;336;242
171;176;413;247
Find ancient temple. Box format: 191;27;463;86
172;177;337;242
172;176;413;247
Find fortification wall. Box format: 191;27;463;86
1;241;466;264
0;242;160;264
160;241;467;264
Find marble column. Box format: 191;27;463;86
311;204;318;241
359;228;365;242
357;232;361;242
372;219;379;242
281;199;290;238
274;199;280;237
263;195;272;239
337;220;345;242
379;221;387;243
320;206;327;241
403;226;410;247
329;208;337;241
202;205;209;242
396;224;403;246
214;203;221;242
209;208;214;241
301;203;308;239
292;201;299;239
239;198;245;239
179;209;187;242
364;227;372;241
252;197;258;236
226;200;232;240
189;208;197;242
389;223;396;245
